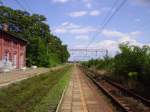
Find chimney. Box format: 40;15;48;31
2;23;8;32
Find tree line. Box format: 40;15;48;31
83;44;150;98
0;6;70;67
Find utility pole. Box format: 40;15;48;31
69;48;107;61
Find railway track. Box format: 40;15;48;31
82;68;150;112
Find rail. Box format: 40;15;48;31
82;68;150;112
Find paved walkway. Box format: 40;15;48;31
0;65;69;87
0;68;49;87
59;66;114;112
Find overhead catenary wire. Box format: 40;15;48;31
101;0;127;29
102;0;120;27
87;0;127;48
86;0;119;48
73;0;121;60
23;0;33;13
72;0;119;60
86;0;127;49
14;0;32;13
14;0;27;11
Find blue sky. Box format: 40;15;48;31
2;0;150;60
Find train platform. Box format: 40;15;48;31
58;66;114;112
0;65;66;87
0;68;49;87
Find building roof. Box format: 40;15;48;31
0;30;28;44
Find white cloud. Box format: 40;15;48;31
53;21;98;35
54;25;143;51
54;22;80;33
73;39;118;57
70;26;98;34
129;31;141;37
61;21;80;29
101;7;111;12
82;0;92;8
69;11;87;17
52;0;70;3
68;28;149;61
133;0;150;6
102;29;125;38
54;23;146;59
102;29;141;39
90;40;118;49
73;29;145;57
131;0;150;7
95;30;143;54
135;18;141;22
85;3;92;8
89;10;101;16
75;35;89;40
119;36;136;43
53;0;92;3
61;22;69;26
54;28;67;33
69;10;101;17
82;0;91;2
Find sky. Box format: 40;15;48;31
1;0;150;61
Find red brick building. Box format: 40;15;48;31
0;30;27;69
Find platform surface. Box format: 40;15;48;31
59;66;114;112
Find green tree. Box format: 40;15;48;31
0;6;70;67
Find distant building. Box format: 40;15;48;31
0;27;27;70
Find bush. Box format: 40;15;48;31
83;44;150;97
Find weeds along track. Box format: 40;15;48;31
81;68;150;112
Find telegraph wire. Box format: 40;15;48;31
86;0;120;48
23;0;33;13
102;0;119;27
14;0;27;10
86;0;127;48
102;0;127;28
14;0;31;13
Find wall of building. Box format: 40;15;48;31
0;31;26;69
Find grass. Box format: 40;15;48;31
0;65;72;112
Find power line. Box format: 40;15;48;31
102;0;127;28
86;0;120;48
87;0;127;48
86;0;127;48
23;0;33;13
14;0;27;11
102;0;119;27
14;0;33;12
